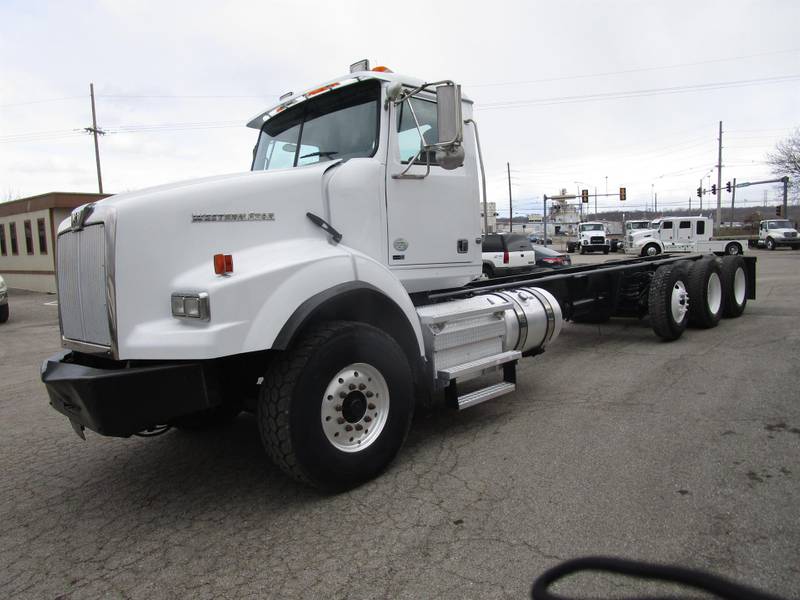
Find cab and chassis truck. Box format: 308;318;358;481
41;64;757;490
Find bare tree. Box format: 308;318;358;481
767;128;800;178
3;187;21;202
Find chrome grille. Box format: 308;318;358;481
786;231;797;238
57;225;111;346
590;236;605;244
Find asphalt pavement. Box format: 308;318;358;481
1;248;798;599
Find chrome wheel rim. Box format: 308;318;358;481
671;280;689;323
321;362;389;453
728;244;739;255
706;272;722;315
646;245;658;256
733;267;746;305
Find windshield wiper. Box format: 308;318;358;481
300;150;338;159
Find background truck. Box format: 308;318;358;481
566;222;610;254
41;63;757;490
625;216;748;257
755;219;800;250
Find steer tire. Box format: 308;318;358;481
648;263;690;341
482;264;495;279
643;243;661;257
258;321;414;491
720;255;748;318
687;258;723;329
0;304;8;324
766;237;776;251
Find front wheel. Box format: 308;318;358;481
766;237;776;251
643;244;661;257
258;321;414;491
725;242;742;255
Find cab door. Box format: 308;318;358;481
385;92;479;266
676;220;693;250
660;220;675;249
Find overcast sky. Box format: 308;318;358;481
1;0;798;216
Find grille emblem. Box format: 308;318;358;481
70;203;95;231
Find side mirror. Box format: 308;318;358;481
436;83;463;146
435;83;463;170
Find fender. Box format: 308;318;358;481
245;249;425;358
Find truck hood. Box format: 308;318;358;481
630;229;657;240
59;164;337;235
769;228;798;236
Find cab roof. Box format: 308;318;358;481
246;70;471;129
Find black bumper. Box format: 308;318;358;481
41;351;217;437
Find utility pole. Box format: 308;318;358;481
594;186;597;218
689;196;692;212
542;195;548;248
85;83;106;193
730;177;736;225
507;162;513;233
654;192;658;215
699;178;704;212
716;120;723;231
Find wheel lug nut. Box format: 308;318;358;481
366;391;373;398
349;383;356;390
364;416;372;423
355;424;363;431
368;403;376;410
358;383;366;390
345;424;353;432
337;417;345;425
335;404;342;411
339;392;346;398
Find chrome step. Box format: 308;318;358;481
456;381;516;410
437;350;521;384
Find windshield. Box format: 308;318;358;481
252;80;380;171
768;220;793;229
580;224;603;231
627;222;650;230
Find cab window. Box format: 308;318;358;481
397;96;439;164
679;221;691;229
696;220;705;235
661;221;673;230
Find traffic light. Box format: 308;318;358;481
581;189;589;203
725;181;731;193
696;187;702;198
619;187;626;201
776;205;783;217
711;184;717;195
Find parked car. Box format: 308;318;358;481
532;245;571;268
528;234;553;245
0;275;9;323
482;233;538;277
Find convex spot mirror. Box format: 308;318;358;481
435;83;463;170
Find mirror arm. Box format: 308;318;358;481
465;119;488;234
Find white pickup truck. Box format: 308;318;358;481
625;216;747;256
756;219;800;250
41;62;757;490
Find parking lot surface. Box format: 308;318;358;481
1;249;799;599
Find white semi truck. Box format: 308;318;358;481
41;63;757;490
624;216;748;257
755;219;800;250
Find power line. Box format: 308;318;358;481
465;47;800;89
477;74;800;110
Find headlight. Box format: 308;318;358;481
171;292;210;321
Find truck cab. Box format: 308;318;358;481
758;219;800;250
574;222;609;254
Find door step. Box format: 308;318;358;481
437;350;521;384
442;351;520;410
455;381;516;410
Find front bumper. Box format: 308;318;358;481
775;239;800;247
41;351;218;437
580;244;609;252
